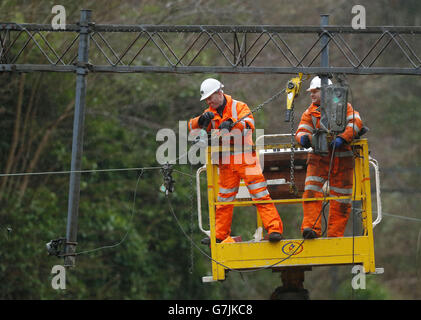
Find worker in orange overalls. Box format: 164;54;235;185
295;76;364;238
189;78;284;243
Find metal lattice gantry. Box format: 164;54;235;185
2;10;421;268
2;16;421;75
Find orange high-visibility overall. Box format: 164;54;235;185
295;103;363;237
189;94;283;241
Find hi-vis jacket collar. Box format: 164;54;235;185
309;103;321;117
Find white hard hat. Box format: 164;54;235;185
199;78;224;101
306;76;332;91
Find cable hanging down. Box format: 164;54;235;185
41;80;304;263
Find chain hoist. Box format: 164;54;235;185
284;73;304;195
288;107;298;195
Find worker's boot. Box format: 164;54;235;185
302;228;318;239
268;232;283;243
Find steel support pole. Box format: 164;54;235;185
64;9;91;267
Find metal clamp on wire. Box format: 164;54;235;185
46;238;79;257
46;238;67;256
161;163;175;195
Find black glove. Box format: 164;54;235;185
300;135;311;148
198;111;214;127
219;119;233;131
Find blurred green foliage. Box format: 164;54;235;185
1;0;421;300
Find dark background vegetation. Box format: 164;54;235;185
0;0;420;299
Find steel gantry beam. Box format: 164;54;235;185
1;19;421;75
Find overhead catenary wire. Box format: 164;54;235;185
351;209;421;223
4;16;420;291
164;76;341;273
14;76;391;275
166;139;339;274
377;212;421;223
69;82;306;266
58;166;197;257
161;82;308;272
0;166;163;177
4;84;291;259
34;76;393;280
17;73;414;285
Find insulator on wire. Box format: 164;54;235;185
160;163;175;195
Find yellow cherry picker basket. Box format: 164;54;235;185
196;134;383;282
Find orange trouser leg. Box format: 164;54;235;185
215;164;240;241
327;199;351;237
327;156;354;237
216;154;284;240
301;154;329;236
239;159;283;234
255;197;283;234
302;188;324;236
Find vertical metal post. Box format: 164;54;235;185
320;14;330;130
64;9;91;267
310;14;330;155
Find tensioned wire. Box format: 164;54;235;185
0;78;291;179
0;77;351;268
7;77;419;270
0;166;162;177
0;82;290;261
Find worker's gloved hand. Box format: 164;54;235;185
198;111;214;127
331;136;346;149
219;119;233;131
300;135;311;148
